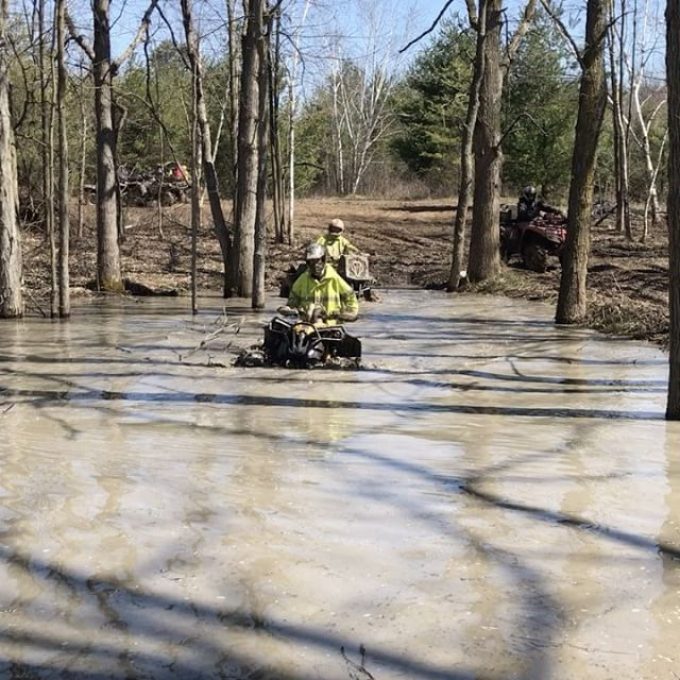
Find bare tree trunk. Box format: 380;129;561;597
93;0;123;291
269;9;285;244
0;0;23;318
642;130;668;241
607;10;632;238
227;0;239;200
67;0;159;292
633;82;664;238
666;0;680;419
556;0;609;324
466;0;535;283
56;0;70;317
234;0;262;298
39;0;57;315
287;90;296;245
226;0;241;294
331;68;345;194
181;0;233;298
113;101;127;243
468;0;503;283
78;65;88;239
189;41;201;315
253;11;270;309
448;0;486;291
285;0;310;245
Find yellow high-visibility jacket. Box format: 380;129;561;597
288;264;358;321
315;234;359;263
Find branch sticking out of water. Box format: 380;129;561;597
179;312;242;362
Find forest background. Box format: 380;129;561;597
7;0;666;222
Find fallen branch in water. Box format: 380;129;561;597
179;312;242;361
24;288;48;318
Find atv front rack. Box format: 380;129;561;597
264;317;361;368
236;316;361;369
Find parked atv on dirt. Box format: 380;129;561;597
83;163;190;208
499;206;567;273
279;253;377;301
236;306;361;369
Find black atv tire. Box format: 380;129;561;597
522;241;549;273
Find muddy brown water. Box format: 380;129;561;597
0;290;679;680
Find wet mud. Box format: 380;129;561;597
0;290;679;679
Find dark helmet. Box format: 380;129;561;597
522;185;537;201
305;242;326;262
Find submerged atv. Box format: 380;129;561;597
500;206;567;273
236;307;361;369
279;253;377;301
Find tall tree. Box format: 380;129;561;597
56;0;70;317
67;0;159;292
467;0;503;283
666;0;680;419
253;7;270;309
467;0;536;283
180;0;233;298
0;0;23;318
286;0;311;244
448;1;486;291
233;0;264;298
555;0;609;324
607;0;632;238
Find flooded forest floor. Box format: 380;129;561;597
20;197;669;347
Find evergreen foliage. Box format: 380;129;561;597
390;19;474;192
502;11;579;200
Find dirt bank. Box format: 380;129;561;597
20;197;669;347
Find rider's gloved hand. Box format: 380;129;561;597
337;310;358;322
310;305;327;323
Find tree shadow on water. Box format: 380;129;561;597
1;385;664;421
0;544;483;680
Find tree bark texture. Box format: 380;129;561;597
57;0;70;317
190;57;201;315
448;0;486;291
181;0;233;298
556;0;608;324
94;0;123;291
78;71;88;239
666;0;680;419
269;11;286;244
38;0;57;315
468;0;503;283
607;23;631;238
253;15;270;309
234;0;261;298
0;0;22;318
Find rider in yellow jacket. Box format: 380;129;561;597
279;243;358;324
316;218;359;265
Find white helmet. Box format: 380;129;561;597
328;218;345;232
305;242;326;261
